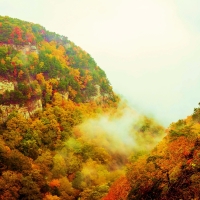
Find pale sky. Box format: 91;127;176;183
1;0;200;126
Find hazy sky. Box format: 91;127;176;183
1;0;200;126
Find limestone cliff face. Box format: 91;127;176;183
91;85;101;101
0;98;42;122
2;43;38;54
0;78;42;122
90;84;110;103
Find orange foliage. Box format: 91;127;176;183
26;32;35;43
18;69;24;78
49;179;60;188
36;73;45;83
1;58;5;65
68;85;77;99
102;176;131;200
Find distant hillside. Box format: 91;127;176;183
103;104;200;200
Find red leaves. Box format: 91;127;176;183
8;26;24;44
40;29;45;35
26;32;34;43
184;150;190;157
68;173;76;182
103;177;131;200
13;68;17;77
186;159;193;165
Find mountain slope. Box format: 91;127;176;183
104;104;200;200
0;16;116;107
0;16;121;199
0;16;165;200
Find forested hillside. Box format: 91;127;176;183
0;16;116;106
1;16;198;200
0;16;166;199
104;104;200;200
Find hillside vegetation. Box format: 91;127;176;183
0;16;199;200
0;16;165;200
0;16;116;106
104;104;200;200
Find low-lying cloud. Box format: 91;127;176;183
75;102;165;157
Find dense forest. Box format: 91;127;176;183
104;106;200;199
0;16;199;200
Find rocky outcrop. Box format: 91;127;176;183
0;78;42;122
90;85;101;102
90;85;109;102
62;92;69;100
27;99;43;116
0;99;42;122
1;43;38;54
17;44;38;54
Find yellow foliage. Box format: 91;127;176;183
29;52;38;61
39;62;44;68
68;86;77;99
81;159;109;186
6;56;11;61
186;116;193;124
53;92;63;106
43;194;61;200
192;123;200;135
46;81;53;95
40;41;69;67
11;56;23;66
49;78;58;87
